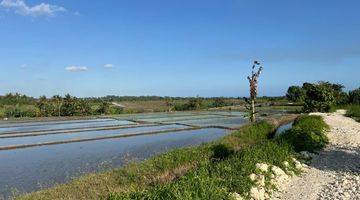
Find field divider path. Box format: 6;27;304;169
0;127;201;151
0;122;141;135
0;123;163;138
273;110;360;200
0;118;115;128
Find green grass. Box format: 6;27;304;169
108;141;297;200
345;105;360;122
108;141;298;200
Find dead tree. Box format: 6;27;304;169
244;61;263;122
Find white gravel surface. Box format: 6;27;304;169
273;110;360;200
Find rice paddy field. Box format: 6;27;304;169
0;110;292;199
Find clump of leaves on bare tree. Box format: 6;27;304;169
244;61;263;122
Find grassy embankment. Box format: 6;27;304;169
17;115;328;200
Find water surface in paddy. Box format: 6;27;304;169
175;117;248;128
0;118;114;128
275;122;294;137
0;124;187;147
0;128;228;199
0;120;135;134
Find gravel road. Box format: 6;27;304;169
273;110;360;200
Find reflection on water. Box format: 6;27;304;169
0;120;135;134
275;122;293;137
0;128;227;198
0;124;187;147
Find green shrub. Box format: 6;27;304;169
292;115;329;133
0;107;5;118
211;144;234;161
278;115;329;152
346;105;360;122
4;105;37;118
348;88;360;104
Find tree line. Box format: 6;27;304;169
0;94;123;118
286;81;360;112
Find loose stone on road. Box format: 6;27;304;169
273;110;360;200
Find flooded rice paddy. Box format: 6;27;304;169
0;111;251;198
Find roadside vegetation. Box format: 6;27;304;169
278;115;329;152
345;105;360;122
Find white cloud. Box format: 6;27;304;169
65;65;88;72
103;64;114;68
0;0;66;17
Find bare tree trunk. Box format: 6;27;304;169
246;61;263;123
251;99;255;122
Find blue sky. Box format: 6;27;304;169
0;0;359;97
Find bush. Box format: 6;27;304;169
4;105;37;118
349;88;360;104
278;115;329;152
211;144;234;161
346;105;360;122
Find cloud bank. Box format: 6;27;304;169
65;66;88;72
0;0;66;16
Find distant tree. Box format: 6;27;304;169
318;81;348;105
52;95;63;117
302;82;313;91
349;88;360;104
36;96;48;117
97;101;110;115
245;61;263;122
212;97;227;107
286;86;305;102
165;97;174;112
74;99;91;116
186;97;204;110
62;94;75;116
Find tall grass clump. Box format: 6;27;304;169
346;105;360;122
278;115;329;152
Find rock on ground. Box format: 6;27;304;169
272;110;360;200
